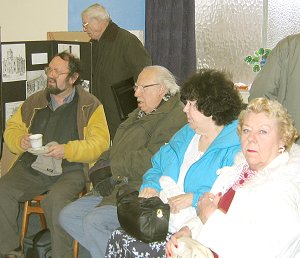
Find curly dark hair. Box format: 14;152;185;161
180;69;244;126
54;51;82;85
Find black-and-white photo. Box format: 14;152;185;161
1;43;26;82
82;80;90;92
58;44;80;59
26;70;47;98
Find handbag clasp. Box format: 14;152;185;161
157;209;163;218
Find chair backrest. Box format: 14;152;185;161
111;77;137;121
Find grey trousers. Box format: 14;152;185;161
0;159;86;258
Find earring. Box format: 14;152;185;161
279;146;285;154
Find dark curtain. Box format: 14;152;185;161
145;0;196;84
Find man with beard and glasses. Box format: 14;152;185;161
0;52;110;258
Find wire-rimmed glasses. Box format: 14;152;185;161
44;67;69;78
133;83;160;92
82;22;89;31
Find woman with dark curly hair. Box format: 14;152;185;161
105;69;244;257
180;69;244;126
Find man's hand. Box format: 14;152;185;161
20;135;31;150
46;144;65;159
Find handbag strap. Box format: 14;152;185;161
116;185;139;203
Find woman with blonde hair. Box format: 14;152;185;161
167;98;300;258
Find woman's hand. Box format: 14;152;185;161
197;192;221;224
165;226;192;257
168;193;193;213
139;187;159;198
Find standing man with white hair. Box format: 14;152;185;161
81;3;152;139
59;66;186;258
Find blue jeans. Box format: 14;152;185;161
59;194;120;258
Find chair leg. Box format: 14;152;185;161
20;201;29;249
20;193;84;257
33;199;47;229
74;240;79;258
39;214;47;229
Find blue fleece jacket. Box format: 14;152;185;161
140;120;241;207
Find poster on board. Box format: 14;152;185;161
1;43;26;82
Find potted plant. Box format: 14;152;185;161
244;47;271;72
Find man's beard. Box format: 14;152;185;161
46;79;66;95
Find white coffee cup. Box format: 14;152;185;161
29;134;43;149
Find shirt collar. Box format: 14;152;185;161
49;87;76;110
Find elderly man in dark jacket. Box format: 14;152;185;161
59;65;186;258
81;3;152;138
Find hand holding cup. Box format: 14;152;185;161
29;134;43;149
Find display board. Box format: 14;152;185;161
0;26;2;159
0;40;92;132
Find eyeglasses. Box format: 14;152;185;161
186;100;197;108
181;97;197;108
133;83;160;92
44;67;69;78
82;22;89;30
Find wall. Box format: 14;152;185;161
0;0;68;42
0;0;67;176
69;0;145;31
0;0;145;42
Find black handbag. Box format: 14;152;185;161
24;229;52;258
116;185;170;243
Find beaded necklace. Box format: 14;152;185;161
232;164;257;190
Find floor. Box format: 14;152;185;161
19;205;92;258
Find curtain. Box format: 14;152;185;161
145;0;196;84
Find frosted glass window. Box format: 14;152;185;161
195;0;263;85
266;0;300;48
195;0;300;86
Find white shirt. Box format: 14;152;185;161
177;134;203;192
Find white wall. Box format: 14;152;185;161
0;0;68;42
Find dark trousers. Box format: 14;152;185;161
0;159;86;258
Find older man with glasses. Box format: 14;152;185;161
0;52;110;258
81;3;152;139
59;65;187;258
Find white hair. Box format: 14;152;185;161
81;3;111;22
142;65;180;96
